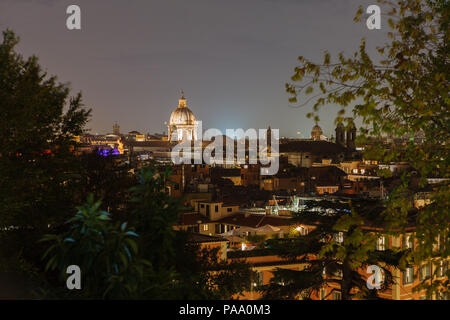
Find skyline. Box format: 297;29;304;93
0;0;388;137
0;0;447;303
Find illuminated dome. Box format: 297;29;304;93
311;123;323;141
169;92;196;126
168;91;198;142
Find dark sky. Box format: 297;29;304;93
0;0;389;138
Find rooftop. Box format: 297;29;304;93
178;213;210;226
279;140;347;154
186;233;229;244
216;213;294;228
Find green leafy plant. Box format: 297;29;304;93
40;194;148;299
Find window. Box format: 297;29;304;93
403;267;414;285
227;207;232;212
256;272;264;286
331;292;341;300
403;235;414;250
320;288;326;300
200;204;205;208
376;236;386;251
334;232;344;244
203;224;208;231
433;234;441;251
420;264;431;281
215;205;219;212
295;226;305;235
437;261;448;278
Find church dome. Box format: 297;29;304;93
311;123;323;141
169;92;196;126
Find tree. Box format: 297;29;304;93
0;29;91;284
40;166;182;299
0;30;91;230
285;0;449;298
262;199;405;300
40;194;150;299
128;166;181;276
74;151;135;220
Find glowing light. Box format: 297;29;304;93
97;148;119;157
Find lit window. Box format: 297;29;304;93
320;288;326;300
403;267;414;284
376;236;386;251
295;226;308;236
334;232;344;244
203;224;208;231
433;234;441;251
420;264;431;281
437;261;448;278
257;272;264;286
403;235;414;250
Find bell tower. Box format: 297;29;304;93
335;123;345;147
346;121;356;150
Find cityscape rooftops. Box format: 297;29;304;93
215;213;294;228
279;140;347;153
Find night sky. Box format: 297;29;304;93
0;0;389;138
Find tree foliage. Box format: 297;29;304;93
285;0;449;298
0;29;91;231
40;194;150;299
